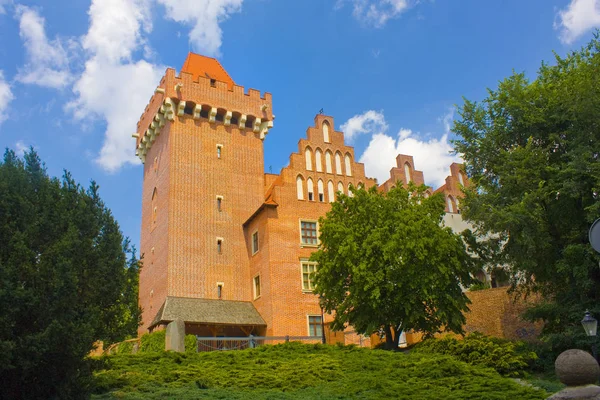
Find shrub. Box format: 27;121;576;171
91;342;549;399
412;332;537;376
115;340;135;355
137;330;197;353
469;281;491;291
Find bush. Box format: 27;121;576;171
412;332;537;376
469;281;491;291
136;330;197;353
91;342;549;399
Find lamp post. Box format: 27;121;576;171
582;310;598;362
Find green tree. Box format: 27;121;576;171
452;33;600;352
0;149;141;399
311;184;478;350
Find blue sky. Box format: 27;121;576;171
0;0;599;250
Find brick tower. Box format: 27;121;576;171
135;53;273;335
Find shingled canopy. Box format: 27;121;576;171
149;296;266;333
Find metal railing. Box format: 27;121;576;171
195;335;323;352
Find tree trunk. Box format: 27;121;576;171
384;325;394;350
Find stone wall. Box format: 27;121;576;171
406;286;542;345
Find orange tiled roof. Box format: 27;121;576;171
181;52;235;89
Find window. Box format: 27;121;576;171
216;145;222;159
458;173;465;186
217;238;223;254
337;182;344;194
308;315;323;337
404;163;411;184
348;183;354;197
296;175;304;200
335;152;342;175
315;149;323;172
151;188;158;227
307;178;314;201
305;147;313;171
300;221;318;245
327;181;334;203
325;151;333;173
302;261;318;291
217;196;223;211
253;275;261;299
252;231;259;254
317;179;324;202
217;282;223;299
447;196;455;213
344;154;352;176
323;122;330;143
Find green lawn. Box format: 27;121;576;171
91;342;550;399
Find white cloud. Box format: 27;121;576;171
68;0;163;172
156;0;243;56
14;140;28;156
340;110;388;142
555;0;600;44
82;0;153;63
0;70;14;125
342;110;462;188
336;0;411;27
14;5;71;89
0;0;12;14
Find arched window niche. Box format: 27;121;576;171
327;181;334;202
296;176;304;200
344;154;352;176
335;152;342;175
315;149;323;172
305;147;313;171
323;121;330;143
325;151;333;174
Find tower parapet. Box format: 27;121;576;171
134;56;274;163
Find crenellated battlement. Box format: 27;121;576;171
133;62;274;164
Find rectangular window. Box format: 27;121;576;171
217;239;222;254
217;283;223;299
308;192;314;201
217;145;222;159
318;193;324;202
217;197;222;211
252;231;259;255
253;275;261;299
302;261;317;291
308;315;323;337
300;221;318;245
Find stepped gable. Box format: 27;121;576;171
133;53;273;163
266;114;376;205
380;154;431;194
434;162;468;213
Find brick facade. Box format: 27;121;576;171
136;53;474;338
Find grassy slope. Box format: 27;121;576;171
92;343;549;400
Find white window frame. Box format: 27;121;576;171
301;260;318;291
252;230;259;255
253;274;261;299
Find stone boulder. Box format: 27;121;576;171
547;349;600;399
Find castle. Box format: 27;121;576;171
134;53;472;338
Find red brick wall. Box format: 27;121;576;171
248;115;377;336
138;64;271;333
